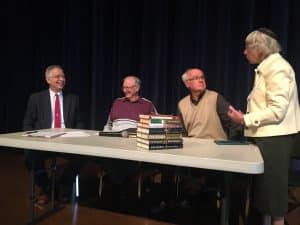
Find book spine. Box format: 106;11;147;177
137;126;183;134
137;123;182;129
139;118;181;124
139;114;178;120
137;142;183;150
136;133;182;139
136;137;183;145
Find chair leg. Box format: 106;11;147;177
174;174;181;198
138;171;142;199
76;174;80;197
137;162;143;199
29;165;36;223
71;174;79;203
50;157;56;209
216;189;221;209
98;171;104;198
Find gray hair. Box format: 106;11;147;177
45;65;64;78
123;75;141;87
181;71;189;83
181;68;204;83
245;28;281;55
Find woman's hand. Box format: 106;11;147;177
227;105;245;125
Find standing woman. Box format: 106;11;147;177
228;28;300;225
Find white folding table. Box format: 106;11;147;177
0;128;264;225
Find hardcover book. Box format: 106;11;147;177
139;117;181;124
136;137;183;145
139;114;178;120
137;142;183;150
137;126;183;134
136;132;182;139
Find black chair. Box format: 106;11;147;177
284;132;300;225
285;151;300;225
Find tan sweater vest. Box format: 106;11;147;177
178;90;227;140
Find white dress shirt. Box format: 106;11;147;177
49;89;65;128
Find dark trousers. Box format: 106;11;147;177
25;150;84;197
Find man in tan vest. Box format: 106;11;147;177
177;68;242;224
178;68;240;139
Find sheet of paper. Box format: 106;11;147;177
61;131;90;138
23;131;66;138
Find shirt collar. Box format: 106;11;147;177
49;89;63;97
190;90;206;105
122;96;141;103
256;53;280;76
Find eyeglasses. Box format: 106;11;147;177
187;76;204;81
49;74;65;79
122;85;137;90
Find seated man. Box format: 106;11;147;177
104;75;157;131
177;68;242;222
178;67;241;181
146;68;241;213
23;65;84;205
178;68;241;139
100;75;157;200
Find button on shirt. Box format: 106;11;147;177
49;90;65;128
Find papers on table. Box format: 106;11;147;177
60;131;90;137
23;131;66;138
23;130;90;138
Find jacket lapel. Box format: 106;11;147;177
63;93;69;126
42;90;52;128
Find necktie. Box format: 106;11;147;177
54;94;61;128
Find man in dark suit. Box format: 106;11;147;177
23;65;84;205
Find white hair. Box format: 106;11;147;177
245;29;281;55
45;65;63;78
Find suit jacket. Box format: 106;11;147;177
244;53;300;137
23;89;84;130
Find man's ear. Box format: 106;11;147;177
46;77;50;85
136;86;141;92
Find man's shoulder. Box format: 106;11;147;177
113;97;126;103
205;90;222;104
32;90;79;100
139;97;154;105
206;90;227;101
63;92;79;98
178;95;190;103
206;89;219;96
113;97;154;105
110;97;126;108
29;90;49;99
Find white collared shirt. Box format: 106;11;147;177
49;89;65;128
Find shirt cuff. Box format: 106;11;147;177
244;114;260;127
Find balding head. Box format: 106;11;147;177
122;75;141;102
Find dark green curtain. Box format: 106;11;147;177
2;0;300;132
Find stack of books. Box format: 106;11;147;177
136;114;183;150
